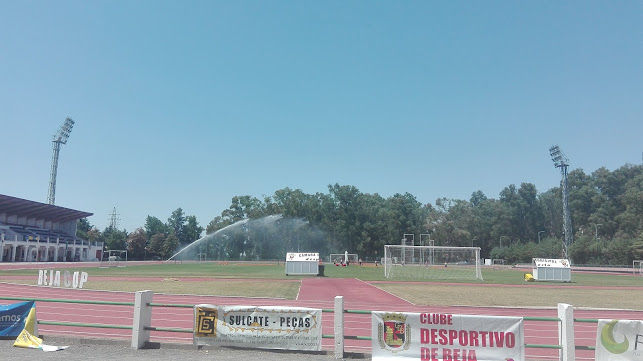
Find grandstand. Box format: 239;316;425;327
0;194;101;263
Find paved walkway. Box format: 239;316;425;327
0;338;350;361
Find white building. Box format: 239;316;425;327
0;194;102;263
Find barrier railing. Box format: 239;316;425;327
0;293;600;360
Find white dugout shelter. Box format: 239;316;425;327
532;258;571;282
285;252;320;276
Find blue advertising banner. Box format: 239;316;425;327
0;301;35;337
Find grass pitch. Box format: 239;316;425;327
1;261;641;309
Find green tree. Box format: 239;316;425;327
538;188;562;240
148;233;166;258
144;216;167;240
183;215;204;243
617;172;643;236
602;237;632;265
568;234;602;265
273;188;311;219
163;233;180;259
103;227;128;251
193;162;643;265
517;183;544;242
470;190;487;207
427;198;472;247
127;228;147;260
222;196;266;223
86;227;101;243
167;208;186;242
76;218;92;239
468;193;500;257
206;215;231;235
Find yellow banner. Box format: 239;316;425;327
13;307;42;349
13;305;68;351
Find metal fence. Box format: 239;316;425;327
1;293;598;361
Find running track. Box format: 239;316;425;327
1;266;642;360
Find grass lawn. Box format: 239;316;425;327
1;262;641;308
374;283;643;309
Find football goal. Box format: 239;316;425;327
384;245;482;281
329;253;359;265
492;259;506;269
634;260;643;276
100;250;128;268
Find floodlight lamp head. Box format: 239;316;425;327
53;117;75;144
549;145;568;168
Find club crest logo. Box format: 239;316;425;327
560;260;569;267
600;320;629;354
378;313;411;352
195;307;218;337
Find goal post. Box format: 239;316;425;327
634;260;643;276
384;245;483;281
492;259;506;269
100;250;128;268
329;253;359;264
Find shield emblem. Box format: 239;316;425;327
378;313;410;352
384;320;406;347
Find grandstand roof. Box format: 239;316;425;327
0;194;93;223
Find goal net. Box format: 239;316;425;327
100;250;128;268
384;245;482;281
634;260;643;276
329;253;359;265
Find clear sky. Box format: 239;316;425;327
1;1;641;232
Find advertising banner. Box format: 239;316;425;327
194;305;322;351
0;301;35;337
286;253;320;262
372;311;524;361
532;258;570;268
596;319;643;361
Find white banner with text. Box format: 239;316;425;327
193;305;322;351
372;311;524;361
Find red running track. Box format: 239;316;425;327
1;278;642;360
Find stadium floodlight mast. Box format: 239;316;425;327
549;145;573;260
47;117;75;205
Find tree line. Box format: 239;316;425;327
77;163;643;265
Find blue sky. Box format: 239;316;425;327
1;1;641;232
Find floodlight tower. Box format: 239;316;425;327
47;117;75;205
549;145;573;260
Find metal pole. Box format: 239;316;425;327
419;234;430;247
419;234;430;265
561;165;573;259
